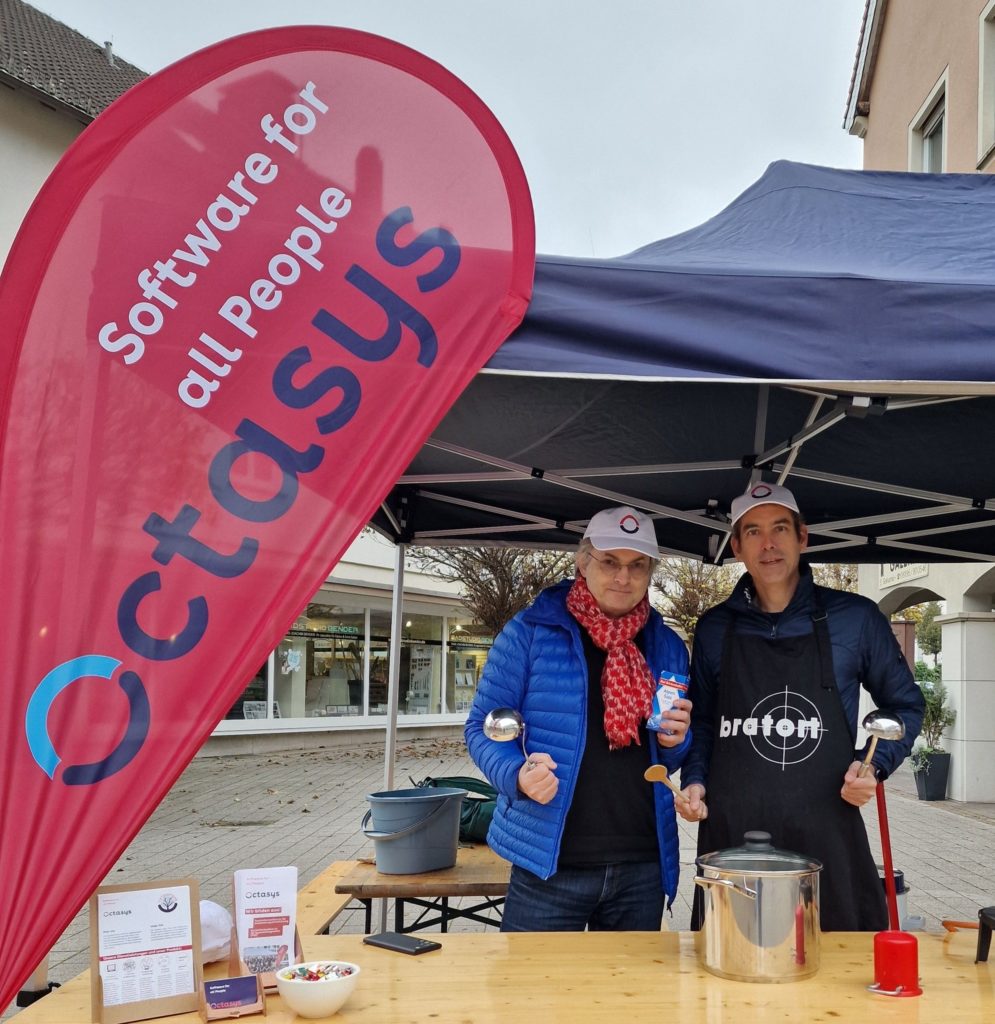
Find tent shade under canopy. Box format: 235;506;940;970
372;162;995;564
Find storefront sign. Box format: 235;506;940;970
879;563;929;589
0;27;533;1009
287;626;359;639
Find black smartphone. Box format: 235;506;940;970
362;931;442;955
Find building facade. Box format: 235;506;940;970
857;562;995;801
846;0;995;173
846;1;995;800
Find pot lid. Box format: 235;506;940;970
696;831;822;874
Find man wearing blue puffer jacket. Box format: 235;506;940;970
465;506;692;931
679;482;924;931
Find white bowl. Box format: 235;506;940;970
275;961;360;1018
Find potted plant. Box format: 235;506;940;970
910;679;956;800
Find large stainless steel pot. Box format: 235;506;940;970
695;831;822;982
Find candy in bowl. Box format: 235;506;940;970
275;960;360;1018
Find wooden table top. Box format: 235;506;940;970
334;842;510;898
16;930;992;1023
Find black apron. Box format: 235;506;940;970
692;591;887;932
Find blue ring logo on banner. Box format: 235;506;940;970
25;655;150;785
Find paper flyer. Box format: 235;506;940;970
232;866;298;974
95;884;196;1007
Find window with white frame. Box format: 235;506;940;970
909;71;947;173
978;0;995;165
921;101;945;173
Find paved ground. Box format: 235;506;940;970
5;738;994;1019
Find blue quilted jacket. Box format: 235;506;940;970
464;579;691;908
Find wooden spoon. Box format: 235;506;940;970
644;764;689;802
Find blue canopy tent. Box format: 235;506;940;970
372;161;995;565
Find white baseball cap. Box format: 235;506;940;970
730;482;800;526
582;506;659;559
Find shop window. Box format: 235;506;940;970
446;622;493;713
220;601;487;727
274;605;366;718
368;609;393;715
224;662;271;720
368;610;453;716
401;612;442;715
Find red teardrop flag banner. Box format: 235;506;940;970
0;26;533;1007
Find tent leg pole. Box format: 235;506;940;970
379;542;406;933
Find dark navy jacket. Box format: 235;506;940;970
683;565;924;789
465;579;690;907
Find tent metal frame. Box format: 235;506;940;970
389;381;995;563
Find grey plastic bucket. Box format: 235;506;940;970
362;787;466;874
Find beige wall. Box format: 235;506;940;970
0;86;83;270
861;0;989;171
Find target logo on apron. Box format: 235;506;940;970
718;687;826;768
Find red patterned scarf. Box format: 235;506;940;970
566;575;656;750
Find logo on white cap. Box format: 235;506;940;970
730;482;800;526
618;514;640;534
582;505;659;559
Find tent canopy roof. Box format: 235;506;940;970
373;162;995;565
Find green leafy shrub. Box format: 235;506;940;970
910;680;956;773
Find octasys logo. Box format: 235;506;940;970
618;513;640;534
718;688;825;768
24;656;149;785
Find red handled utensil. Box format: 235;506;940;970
861;710;922;998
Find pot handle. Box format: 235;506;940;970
693;876;758;900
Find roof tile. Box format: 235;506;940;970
0;0;147;122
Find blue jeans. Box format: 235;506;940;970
500;861;664;932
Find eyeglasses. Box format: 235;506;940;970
587;552;653;580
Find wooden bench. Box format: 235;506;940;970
296;859;360;935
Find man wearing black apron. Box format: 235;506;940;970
680;483;924;931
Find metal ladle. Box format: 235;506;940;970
483;707;529;763
857;708;914;977
858;709;905;778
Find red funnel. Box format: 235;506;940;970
869;930;923;997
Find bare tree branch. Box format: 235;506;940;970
809;563;858;592
652;559;740;644
414;547;574;636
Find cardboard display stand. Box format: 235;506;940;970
89;879;203;1024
